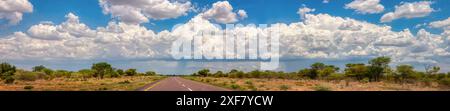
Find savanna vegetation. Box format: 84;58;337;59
0;62;163;91
187;57;450;91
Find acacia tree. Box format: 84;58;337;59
305;62;339;79
125;69;137;76
396;65;415;82
318;65;339;78
344;63;367;80
116;69;124;76
32;65;46;72
425;64;440;75
306;62;326;79
367;57;391;82
0;62;16;84
91;62;113;79
197;69;210;77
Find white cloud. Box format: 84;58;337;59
99;0;191;24
345;0;384;14
1;9;449;67
237;10;247;19
297;6;315;19
0;0;33;25
380;1;434;23
27;13;95;40
323;0;331;4
429;17;450;30
200;1;247;24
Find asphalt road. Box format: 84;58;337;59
137;77;230;91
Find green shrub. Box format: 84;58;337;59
439;78;450;86
0;62;16;84
313;85;331;91
118;80;131;84
15;71;47;81
3;76;15;84
245;80;253;85
145;71;156;76
54;70;72;78
24;85;34;90
327;73;345;80
230;84;241;90
279;85;290;91
361;78;370;83
125;69;137;76
248;85;257;91
420;78;433;86
221;81;228;86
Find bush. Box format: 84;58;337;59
439;78;450;86
204;78;211;83
145;71;156;76
420;78;434;86
279;85;290;91
118;80;131;84
3;76;15;84
54;70;72;78
32;65;46;72
125;69;137;76
15;71;47;81
230;84;241;90
24;85;34;90
245;80;253;85
197;69;210;77
1;62;16;84
327;73;345;81
361;78;370;83
313;85;331;91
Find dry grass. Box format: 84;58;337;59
0;76;165;91
185;77;449;91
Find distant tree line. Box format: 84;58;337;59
191;57;450;87
0;62;157;84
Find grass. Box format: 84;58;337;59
279;85;290;91
0;76;165;91
312;85;331;91
185;76;446;91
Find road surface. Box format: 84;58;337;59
137;77;230;91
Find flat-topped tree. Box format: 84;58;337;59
368;56;391;82
91;62;113;79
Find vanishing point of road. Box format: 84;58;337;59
137;77;230;91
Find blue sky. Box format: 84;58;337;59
1;0;450;74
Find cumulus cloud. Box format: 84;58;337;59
0;0;33;25
345;0;384;14
1;8;449;67
99;0;191;24
297;6;315;19
380;1;434;23
237;10;247;19
27;13;95;40
429;17;450;30
199;1;247;24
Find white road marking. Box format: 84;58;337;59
174;77;193;91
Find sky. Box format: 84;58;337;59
1;0;450;74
